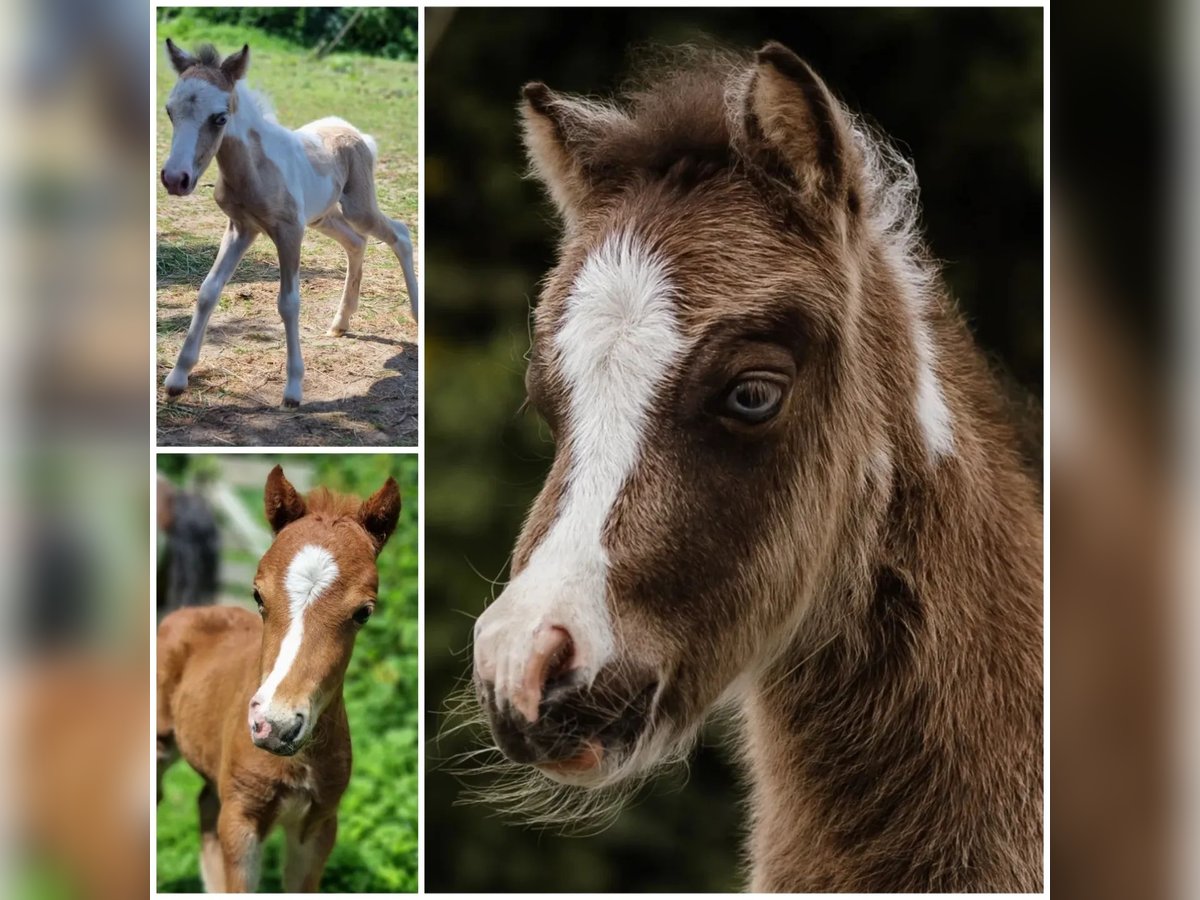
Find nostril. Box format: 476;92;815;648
179;172;190;191
249;699;261;711
280;712;305;744
514;625;575;723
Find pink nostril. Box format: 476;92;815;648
250;715;271;740
514;625;575;723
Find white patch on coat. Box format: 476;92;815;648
255;545;339;707
908;306;954;459
474;231;687;716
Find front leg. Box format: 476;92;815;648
216;802;263;893
164;219;259;397
283;815;337;892
271;225;306;407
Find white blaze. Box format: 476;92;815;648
256;544;339;705
476;231;686;705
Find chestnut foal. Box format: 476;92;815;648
157;466;400;892
160;40;419;408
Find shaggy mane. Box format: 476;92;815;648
576;46;935;291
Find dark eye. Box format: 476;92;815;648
253;589;264;615
352;604;373;626
721;376;786;424
212;113;228;127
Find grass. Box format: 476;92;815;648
156;455;419;892
155;11;418;446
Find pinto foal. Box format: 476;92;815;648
469;44;1043;891
160;40;419;408
157;466;400;891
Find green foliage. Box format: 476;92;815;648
424;7;1043;893
155;454;418;892
158;7;418;60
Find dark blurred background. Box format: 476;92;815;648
423;7;1043;892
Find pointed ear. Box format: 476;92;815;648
520;82;625;228
746;43;859;210
220;44;250;83
165;38;197;76
359;477;401;555
264;465;306;534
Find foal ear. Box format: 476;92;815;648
263;465;306;534
220;44;250;83
165;39;197;76
358;477;402;555
520;83;624;229
746;43;860;210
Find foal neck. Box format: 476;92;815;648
743;408;1042;891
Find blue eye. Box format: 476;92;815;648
722;377;785;424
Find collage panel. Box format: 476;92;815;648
154;6;420;448
156;453;419;893
424;6;1043;894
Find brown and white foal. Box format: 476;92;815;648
160;40;419;408
470;44;1043;891
157;466;400;892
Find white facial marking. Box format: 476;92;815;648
903;289;954;459
164;78;231;175
255;544;339;707
475;231;687;713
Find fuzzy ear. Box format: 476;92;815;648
263;465;306;534
358;477;401;555
165;38;197;76
746;43;859;209
520;82;625;228
220;44;250;83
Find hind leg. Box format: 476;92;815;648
341;191;419;324
198;781;225;892
155;733;177;805
388;217;419;324
312;214;367;336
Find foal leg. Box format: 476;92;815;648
312;214;367;337
197;781;224;892
388;217;420;325
282;816;338;892
270;225;306;408
341;192;419;324
216;804;262;892
164;219;259;397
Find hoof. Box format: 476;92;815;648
326;326;346;337
282;397;301;409
164;385;186;399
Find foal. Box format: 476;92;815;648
157;466;400;891
469;44;1042;891
160;40;419;408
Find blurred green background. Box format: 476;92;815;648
424;7;1043;893
155;454;418;892
162;6;418;60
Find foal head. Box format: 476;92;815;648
473;44;947;797
248;466;400;756
160;39;250;196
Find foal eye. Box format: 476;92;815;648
212;113;228;127
352;604;373;626
253;589;264;615
721;376;786;424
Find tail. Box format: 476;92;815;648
362;132;379;163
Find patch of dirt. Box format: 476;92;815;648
157;230;417;447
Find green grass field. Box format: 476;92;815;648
156;10;419;447
156;455;418;892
